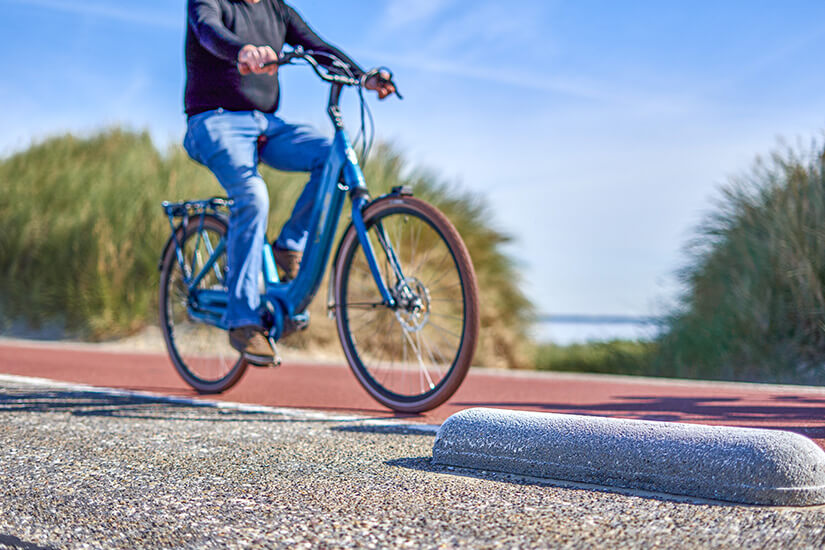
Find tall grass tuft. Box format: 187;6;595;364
534;340;656;376
656;137;825;383
0;129;531;367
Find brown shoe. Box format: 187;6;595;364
228;326;274;366
273;246;302;282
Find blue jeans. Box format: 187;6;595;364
183;109;331;329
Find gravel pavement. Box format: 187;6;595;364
1;377;824;549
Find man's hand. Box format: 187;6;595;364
238;45;279;75
364;70;396;100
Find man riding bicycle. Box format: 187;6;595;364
184;0;395;365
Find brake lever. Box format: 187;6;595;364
262;46;305;69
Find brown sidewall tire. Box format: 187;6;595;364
159;214;248;394
333;196;480;412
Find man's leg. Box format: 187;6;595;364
183;110;271;354
258;115;332;255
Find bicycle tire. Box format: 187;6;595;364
159;214;248;393
333;196;480;412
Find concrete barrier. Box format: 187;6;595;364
432;408;825;506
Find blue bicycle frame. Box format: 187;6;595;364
163;55;404;342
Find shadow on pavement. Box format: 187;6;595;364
0;387;391;424
332;424;433;436
385;457;738;507
0;533;58;550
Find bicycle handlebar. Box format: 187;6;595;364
263;46;402;98
262;47;400;164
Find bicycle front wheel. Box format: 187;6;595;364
159;214;247;394
333;196;480;413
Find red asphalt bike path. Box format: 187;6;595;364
2;341;825;448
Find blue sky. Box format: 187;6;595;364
3;0;825;322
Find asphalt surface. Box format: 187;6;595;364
1;376;825;549
2;341;825;547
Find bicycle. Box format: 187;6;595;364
158;48;479;413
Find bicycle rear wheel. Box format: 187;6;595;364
333;196;479;412
159;214;247;393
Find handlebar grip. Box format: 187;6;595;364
364;67;403;100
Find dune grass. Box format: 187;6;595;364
0;129;532;367
654;137;825;384
535;136;825;385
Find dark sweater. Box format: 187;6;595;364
185;0;363;116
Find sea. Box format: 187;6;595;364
531;315;663;346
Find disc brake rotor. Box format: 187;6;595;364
393;277;431;332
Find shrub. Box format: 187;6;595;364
534;340;656;376
0;129;531;367
656;137;825;383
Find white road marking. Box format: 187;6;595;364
0;373;440;434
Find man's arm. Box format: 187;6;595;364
282;4;365;78
283;4;395;98
188;0;245;62
188;0;278;75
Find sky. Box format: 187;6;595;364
3;0;825;324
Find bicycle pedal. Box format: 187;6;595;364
246;338;282;368
248;356;282;368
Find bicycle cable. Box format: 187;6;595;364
354;83;376;166
279;48;377;166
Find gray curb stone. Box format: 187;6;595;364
432;408;825;506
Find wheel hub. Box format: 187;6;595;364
393;277;431;332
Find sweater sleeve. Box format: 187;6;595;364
188;0;246;62
283;3;365;78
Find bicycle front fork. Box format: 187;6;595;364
351;195;403;308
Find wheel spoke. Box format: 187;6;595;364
397;325;433;391
430;312;465;322
337;202;477;411
344;301;386;309
426;320;462;340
